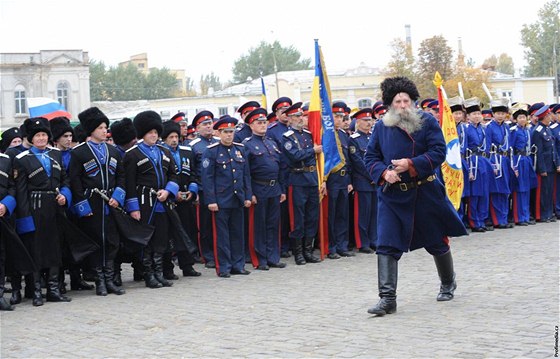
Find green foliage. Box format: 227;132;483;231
383;38;416;80
232;41;311;84
416;35;454;98
89;61;179;101
199;73;222;96
521;0;560;95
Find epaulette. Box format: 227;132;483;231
350;132;361;139
535;125;543;132
179;145;191;151
550;123;559;129
72;142;87;149
213;136;220;141
49;146;60;151
268;122;278;129
189;138;202;146
125;145;138;153
207;142;219;148
242;137;253;143
283;130;294;137
0;153;9;159
509;125;518;132
16;150;30;159
233;142;244;147
303;128;312;134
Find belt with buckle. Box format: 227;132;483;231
496;151;509;157
291;166;316;173
472;151;488;157
514;150;528;156
335;169;346;176
390;174;436;192
253;179;277;186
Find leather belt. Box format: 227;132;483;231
291;166;316;173
514;150;528;156
496;151;509;157
334;169;346;176
253;179;277;186
390;174;436;192
471;151;488;157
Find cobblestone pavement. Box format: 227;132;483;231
1;222;558;358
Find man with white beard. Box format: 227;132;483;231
363;77;467;316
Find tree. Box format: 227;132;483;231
444;66;492;106
89;60;107;101
232;41;311;84
482;54;514;74
383;38;416;80
521;0;560;77
521;0;560;94
416;35;454;98
199;73;222;96
89;61;180;101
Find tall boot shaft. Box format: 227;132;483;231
303;237;321;263
153;253;173;287
94;267;108;296
142;251;162;289
292;238;306;265
368;254;398;316
46;267;71;302
434;250;457;301
103;261;126;295
32;272;43;307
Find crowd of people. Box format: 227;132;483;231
0;76;558;315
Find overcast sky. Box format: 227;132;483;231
0;0;552;83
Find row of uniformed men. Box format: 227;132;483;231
0;97;382;310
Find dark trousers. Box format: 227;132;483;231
288;185;319;240
536;173;554;220
354;190;377;249
249;196;281;267
197;191;214;263
327;188;349;254
212;208;245;274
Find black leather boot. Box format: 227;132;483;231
58;267;67;294
143;251;162;289
104;261;125;295
70;267;94;291
46;267;71;302
10;274;22;305
292;238;306;265
434;251;456;301
32;273;43;307
367;255;398;316
112;262;123;287
133;257;144;281
153;253;173;287
24;274;34;299
163;252;179;280
303;237;321;263
0;283;14;311
94;267;108;296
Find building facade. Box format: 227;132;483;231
0;50;91;130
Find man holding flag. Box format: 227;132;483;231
364;76;467;316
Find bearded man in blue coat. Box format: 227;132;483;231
364;77;468;316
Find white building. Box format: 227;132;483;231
0;50;91;130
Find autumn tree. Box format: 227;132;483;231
383;38;416;80
416;35;454;99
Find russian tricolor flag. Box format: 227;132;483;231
27;97;72;120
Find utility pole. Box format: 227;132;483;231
554;30;559;103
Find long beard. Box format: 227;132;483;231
382;107;424;134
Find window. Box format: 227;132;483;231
218;107;228;116
57;82;69;109
501;91;512;99
138;63;145;69
358;98;372;108
14;86;26;114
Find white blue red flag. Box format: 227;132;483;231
27;97;72;120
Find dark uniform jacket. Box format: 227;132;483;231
123;143;179;223
201;142;252;208
243;134;284;198
282;128;318;187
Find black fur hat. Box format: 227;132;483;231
133;111;162;139
110;118;136;146
73;124;87;143
78;107;110;135
50;116;74;141
0;127;23;152
381;77;420;106
24;117;51;144
161;120;181;140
